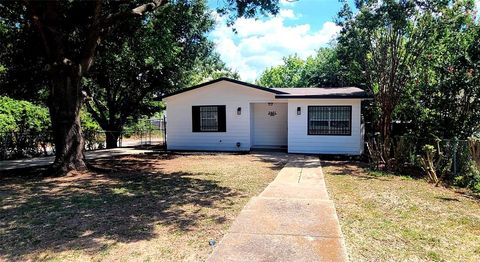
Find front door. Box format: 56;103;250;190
251;103;288;148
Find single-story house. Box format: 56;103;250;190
163;78;372;155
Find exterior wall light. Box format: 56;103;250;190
297;107;301;115
237;107;242;115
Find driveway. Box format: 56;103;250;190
0;147;155;171
207;155;348;261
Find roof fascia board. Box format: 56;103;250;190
162;78;288;99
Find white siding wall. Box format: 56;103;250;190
287;99;363;155
164;81;276;151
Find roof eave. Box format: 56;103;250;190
161;77;288;99
275;95;374;99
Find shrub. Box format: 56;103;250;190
0;97;106;159
80;110;104;150
0;96;51;159
418;144;440;185
374;136;479;192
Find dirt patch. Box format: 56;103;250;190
0;153;286;261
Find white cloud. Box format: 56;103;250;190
211;9;341;81
279;9;296;19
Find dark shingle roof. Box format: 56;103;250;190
161;78;372;99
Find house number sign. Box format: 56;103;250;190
268;111;277;116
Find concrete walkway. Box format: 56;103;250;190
0;148;155;171
207;155;348;262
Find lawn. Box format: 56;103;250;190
0;153;285;261
322;161;480;262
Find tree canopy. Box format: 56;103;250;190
0;0;281;174
334;0;480;153
256;48;350;88
398;0;480;139
83;0;235;148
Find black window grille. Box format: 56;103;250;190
308;106;351;135
192;105;226;132
200;106;218;131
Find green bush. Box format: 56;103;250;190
454;159;480;192
386;136;480;193
0;96;50;133
0;96;51;158
80;110;104;150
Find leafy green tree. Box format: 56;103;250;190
0;0;280;174
398;1;480;139
256;55;306;87
303;47;351;87
336;0;451;153
83;1;221;148
187;53;240;86
256;48;351;88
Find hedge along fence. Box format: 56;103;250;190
0;131;53;159
0;128;166;160
0;97;166;160
367;136;480;192
0;96;52;160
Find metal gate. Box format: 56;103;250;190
119;116;167;148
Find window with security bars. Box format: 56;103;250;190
200;106;218;131
192;105;226;132
308;106;351;135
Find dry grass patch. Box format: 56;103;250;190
323;161;480;262
0;153;285;261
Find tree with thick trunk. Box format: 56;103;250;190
49;66;87;171
336;0;448;160
24;0;168;173
83;1;238;149
1;0;279;174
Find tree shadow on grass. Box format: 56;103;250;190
251;152;289;171
0;155;240;260
320;160;392;181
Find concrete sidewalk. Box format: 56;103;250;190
0;148;155;171
207;155;348;262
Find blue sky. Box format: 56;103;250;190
207;0;354;81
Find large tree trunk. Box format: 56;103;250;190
48;68;87;174
25;0;169;175
105;131;120;149
379;100;394;163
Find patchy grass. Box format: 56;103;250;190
323;161;480;262
0;153;285;261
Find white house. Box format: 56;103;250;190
163;78;372;155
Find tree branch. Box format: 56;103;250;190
80;0;102;75
101;0;168;28
84;86;109;128
79;0;168;76
24;0;52;60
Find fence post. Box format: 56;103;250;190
163;115;167;149
119;131;123;147
453;137;458;176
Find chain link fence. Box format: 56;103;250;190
366;135;480;191
0;118;166;160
